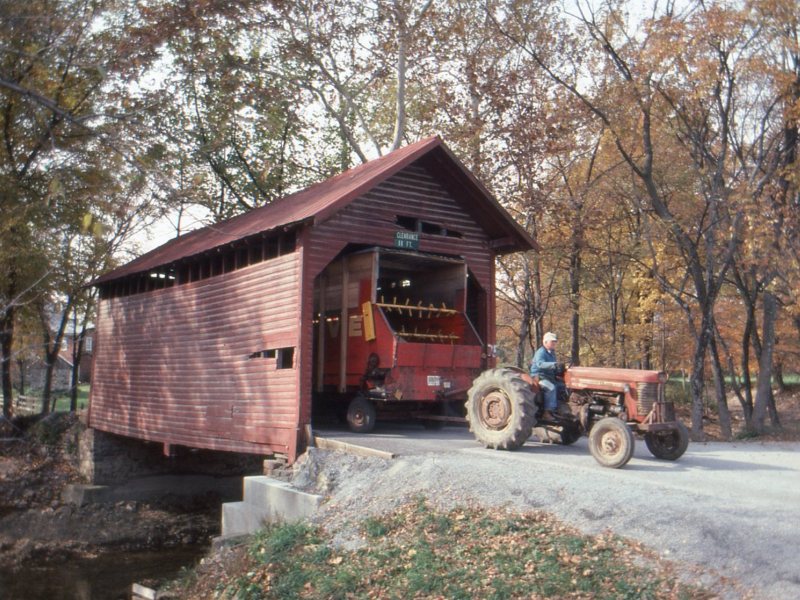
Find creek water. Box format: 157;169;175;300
0;545;207;600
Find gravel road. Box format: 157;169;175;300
296;424;800;599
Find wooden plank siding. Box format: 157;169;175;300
296;162;498;431
89;252;302;457
306;164;495;289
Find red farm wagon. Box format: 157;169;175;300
89;137;536;463
314;246;487;431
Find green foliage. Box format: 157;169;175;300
665;378;692;406
0;0;171;418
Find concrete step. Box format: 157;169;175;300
220;476;322;538
221;501;271;537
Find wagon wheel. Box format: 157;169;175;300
346;396;376;433
465;368;536;450
588;417;635;468
644;421;689;461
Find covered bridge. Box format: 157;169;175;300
89;136;536;463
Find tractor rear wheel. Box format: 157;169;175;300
588;417;635;468
346;396;376;433
644;421;689;460
466;368;536;450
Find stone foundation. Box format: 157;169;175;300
79;428;264;485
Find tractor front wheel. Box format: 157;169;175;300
466;368;537;450
588;417;635;468
644;421;689;460
346;396;376;433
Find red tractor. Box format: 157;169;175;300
465;365;689;468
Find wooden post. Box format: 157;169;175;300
316;274;326;393
338;256;348;393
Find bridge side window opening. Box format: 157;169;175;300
249;347;295;369
395;215;463;239
100;229;297;300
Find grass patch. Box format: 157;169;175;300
52;384;90;411
179;500;711;600
18;384;90;413
363;515;393;538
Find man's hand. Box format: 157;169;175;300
555;362;566;375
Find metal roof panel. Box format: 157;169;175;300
94;136;535;285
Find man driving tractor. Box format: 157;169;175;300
530;331;567;420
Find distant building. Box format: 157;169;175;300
16;321;94;392
24;354;73;392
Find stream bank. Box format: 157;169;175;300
0;413;257;599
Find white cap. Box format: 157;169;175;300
543;332;558;343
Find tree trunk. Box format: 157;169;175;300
41;352;54;415
531;252;544;351
1;304;15;418
709;335;732;439
767;386;781;428
568;239;581;365
753;292;777;433
739;301;755;425
795;315;800;347
390;26;407;151
639;281;655;370
620;299;627;368
714;323;747;434
15;358;25;395
70;353;81;412
515;297;531;369
689;314;713;440
689;353;706;440
774;361;785;393
640;304;653;370
39;297;76;414
466;60;483;178
609;291;618;365
70;317;86;412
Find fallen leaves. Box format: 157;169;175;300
172;498;712;599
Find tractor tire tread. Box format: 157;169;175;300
466;368;537;451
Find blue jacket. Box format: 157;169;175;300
530;346;558;383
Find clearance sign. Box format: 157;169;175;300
394;231;419;250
